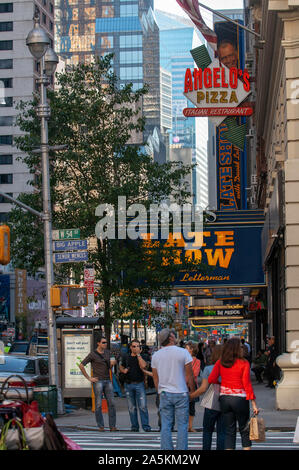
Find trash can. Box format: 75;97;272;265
33;385;58;418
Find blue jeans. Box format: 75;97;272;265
159;391;189;450
93;380;116;429
125;382;151;431
202;408;226;450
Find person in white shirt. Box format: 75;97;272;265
151;328;195;450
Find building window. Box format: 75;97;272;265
102;6;114;17
43;0;47;6
119;34;142;48
0;4;13;13
0;78;12;88
0;174;13;184
0;135;12;145
42;13;47;25
0;59;12;69
50;3;54;14
0;154;12;164
0;213;9;222
120;50;142;64
0;117;13;126
50;21;53;31
120;66;143;80
120;4;138;16
0;21;13;31
0;97;13;107
0;193;12;202
0;40;13;51
98;35;114;49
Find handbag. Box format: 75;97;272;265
0;418;29;450
200;383;221;411
293;416;299;444
249;415;266;442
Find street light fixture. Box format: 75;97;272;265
26;15;50;60
26;15;64;415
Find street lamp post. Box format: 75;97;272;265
26;15;64;414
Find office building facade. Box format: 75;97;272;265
55;0;167;161
0;0;54;221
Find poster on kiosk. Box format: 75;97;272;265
180;0;251;211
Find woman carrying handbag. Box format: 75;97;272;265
190;345;225;450
208;337;259;450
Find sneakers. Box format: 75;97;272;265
110;427;119;432
98;427;105;432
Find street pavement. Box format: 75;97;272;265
55;379;299;432
60;430;299;450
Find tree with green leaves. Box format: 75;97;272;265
10;55;202;343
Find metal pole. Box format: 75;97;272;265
39;56;64;415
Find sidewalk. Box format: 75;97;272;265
55;379;299;432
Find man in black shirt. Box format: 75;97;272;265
79;337;117;431
119;339;151;432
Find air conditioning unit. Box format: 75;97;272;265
251;174;258;185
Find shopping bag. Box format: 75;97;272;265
0;418;29;450
200;383;221;411
249;416;266;442
293;416;299;444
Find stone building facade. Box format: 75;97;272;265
250;0;299;409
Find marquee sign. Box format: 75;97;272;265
183;59;252;119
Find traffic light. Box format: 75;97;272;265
0;225;10;265
174;302;179;315
50;287;61;307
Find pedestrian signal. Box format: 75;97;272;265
0;225;10;265
68;287;88;307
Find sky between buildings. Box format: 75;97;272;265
154;0;244;27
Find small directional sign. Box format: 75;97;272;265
53;239;88;252
52;229;80;240
68;287;88;307
53;251;88;263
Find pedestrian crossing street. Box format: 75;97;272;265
62;430;299;450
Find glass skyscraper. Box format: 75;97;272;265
55;0;168;161
155;10;209;208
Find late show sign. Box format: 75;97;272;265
142;223;265;288
183;59;252;119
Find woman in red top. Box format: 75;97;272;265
208;337;259;450
186;341;201;432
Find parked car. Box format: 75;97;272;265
8;341;30;355
0;354;49;402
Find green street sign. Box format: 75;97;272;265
52;229;80;240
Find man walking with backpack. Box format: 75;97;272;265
151;328;195;450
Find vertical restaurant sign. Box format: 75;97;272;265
84;267;95;317
15;269;27;317
64;334;92;389
217;122;241;210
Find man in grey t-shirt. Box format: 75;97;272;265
151;328;195;450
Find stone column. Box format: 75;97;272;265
276;11;299;409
